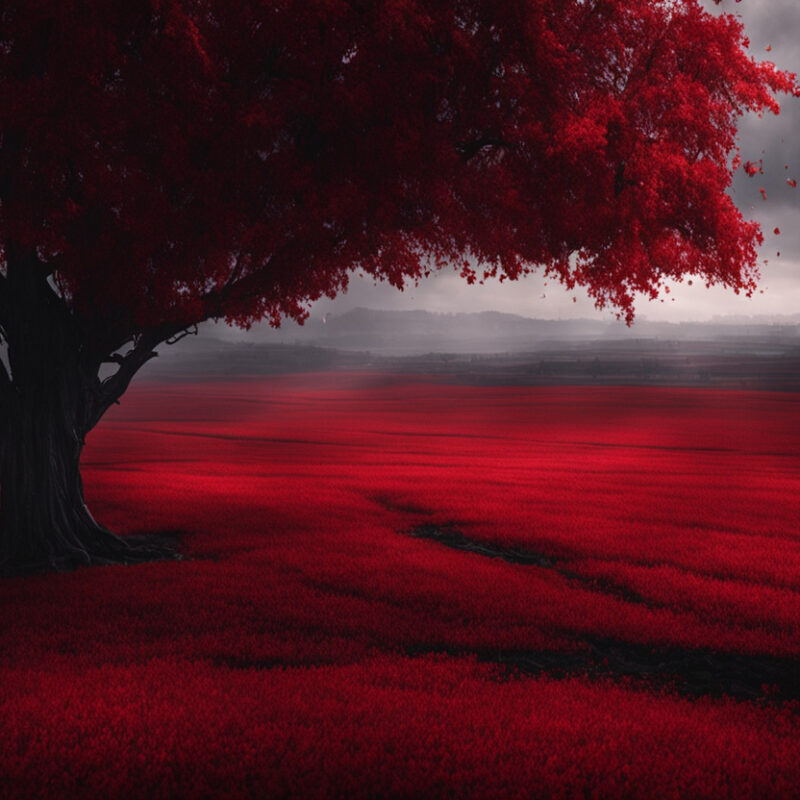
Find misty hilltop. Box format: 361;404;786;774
207;307;800;355
139;308;800;390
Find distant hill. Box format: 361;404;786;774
139;308;800;388
204;307;800;355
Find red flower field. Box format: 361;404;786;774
2;373;800;797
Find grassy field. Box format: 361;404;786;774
2;373;800;797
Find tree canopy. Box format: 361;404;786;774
1;0;795;348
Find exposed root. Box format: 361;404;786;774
404;523;653;606
0;528;184;577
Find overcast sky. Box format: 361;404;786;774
300;0;800;326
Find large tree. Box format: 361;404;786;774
0;0;794;572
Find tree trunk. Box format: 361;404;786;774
0;249;177;575
0;389;120;572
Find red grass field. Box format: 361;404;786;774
2;373;800;797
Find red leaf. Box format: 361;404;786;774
743;160;763;176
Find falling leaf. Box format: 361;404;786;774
787;179;797;187
743;160;763;176
766;44;772;52
774;227;781;235
760;188;767;200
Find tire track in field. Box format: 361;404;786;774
403;521;800;611
396;522;800;701
405;522;657;609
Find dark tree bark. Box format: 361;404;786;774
0;390;113;571
0;247;178;574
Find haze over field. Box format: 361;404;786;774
206;307;800;355
152;308;800;392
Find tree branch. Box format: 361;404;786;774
165;324;198;345
87;317;208;432
222;253;244;293
86;255;281;433
101;353;126;365
87;333;161;431
455;137;515;162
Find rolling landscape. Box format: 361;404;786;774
3;0;800;796
3;317;800;796
151;308;800;390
